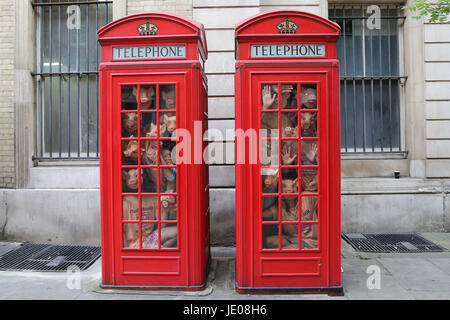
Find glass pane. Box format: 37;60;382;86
160;112;176;138
280;84;297;109
122;195;139;221
261;139;279;166
141;140;158;165
161;223;178;248
301;168;318;193
160;144;177;165
300;112;317;137
261;168;278;194
340;80;400;151
262;197;278;221
121;140;139;165
281;112;298;137
301;196;318;222
142;223;158;248
301;224;318;249
121;112;138;138
262;224;279;249
123;223;139;248
281;169;298;194
140;85;156;110
261;84;278;110
141;195;158;221
122;168;140;193
281;224;298;249
161;195;177;220
121;85;137;110
282;196;298;222
300;140;318;165
300;84;317;109
142;167;157;193
261;113;278;137
160;167;177;193
140;113;157;137
281;141;298;165
159;85;176;110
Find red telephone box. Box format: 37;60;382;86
235;10;342;294
98;13;210;289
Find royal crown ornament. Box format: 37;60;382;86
137;20;159;35
276;18;299;34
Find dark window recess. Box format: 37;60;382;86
0;243;101;271
32;0;113;160
329;5;407;154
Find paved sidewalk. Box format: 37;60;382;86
0;232;449;300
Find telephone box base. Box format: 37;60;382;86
99;282;208;292
235;283;344;296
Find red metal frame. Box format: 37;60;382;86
235;11;342;294
99;13;209;289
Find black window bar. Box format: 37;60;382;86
32;0;113;161
329;4;407;154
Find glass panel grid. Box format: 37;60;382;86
261;83;319;252
121;84;178;250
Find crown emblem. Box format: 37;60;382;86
137;20;158;36
276;18;299;34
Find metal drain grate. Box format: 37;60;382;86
0;243;101;272
342;233;446;253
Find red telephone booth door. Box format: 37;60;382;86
252;71;330;288
113;73;188;287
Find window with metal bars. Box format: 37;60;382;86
328;4;407;154
32;0;113;160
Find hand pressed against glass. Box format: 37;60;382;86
262;84;278;109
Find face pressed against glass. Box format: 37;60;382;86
160;85;176;110
300;112;317;137
140;85;156;110
160;112;177;138
300;84;317;109
121;140;139;165
121;112;138;138
261;168;279;194
122;168;141;193
281;168;299;194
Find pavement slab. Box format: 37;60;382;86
0;233;449;300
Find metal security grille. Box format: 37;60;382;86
0;243;101;271
342;233;446;253
329;5;407;154
32;0;113;160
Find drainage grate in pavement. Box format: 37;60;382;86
342;233;446;253
0;243;101;272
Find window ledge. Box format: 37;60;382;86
341;151;408;160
